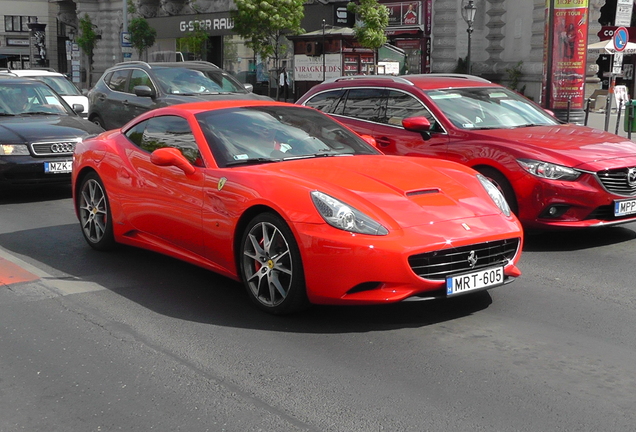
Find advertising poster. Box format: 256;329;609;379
542;0;589;110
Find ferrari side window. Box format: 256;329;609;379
125;120;147;146
141;116;203;166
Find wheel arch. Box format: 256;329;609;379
472;164;519;215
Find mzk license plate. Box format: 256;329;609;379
446;266;504;296
44;160;72;174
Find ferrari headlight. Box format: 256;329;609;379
517;158;581;181
477;174;511;217
311;191;389;235
0;144;30;155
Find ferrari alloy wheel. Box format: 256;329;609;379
240;213;309;314
477;167;519;215
78;172;115;251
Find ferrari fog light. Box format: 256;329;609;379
311;190;389;235
1;144;30;155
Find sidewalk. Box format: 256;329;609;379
583;108;636;139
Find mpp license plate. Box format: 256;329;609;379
44;160;72;174
446;266;504;296
615;198;636;217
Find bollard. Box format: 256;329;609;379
566;97;571;123
584;97;593;126
615;98;623;135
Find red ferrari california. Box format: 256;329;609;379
72;101;523;314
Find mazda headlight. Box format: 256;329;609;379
477;174;511;217
517;159;580;181
311;191;389;235
1;144;30;155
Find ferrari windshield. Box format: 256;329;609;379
196;106;381;167
153;67;247;95
426;87;559;130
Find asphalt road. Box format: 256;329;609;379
1;185;636;432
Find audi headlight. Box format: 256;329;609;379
518;159;580;181
477;174;511;217
311;191;389;235
0;144;30;155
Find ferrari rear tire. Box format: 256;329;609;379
240;213;309;315
78;172;116;251
476;167;519;215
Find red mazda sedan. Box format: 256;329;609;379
296;74;636;230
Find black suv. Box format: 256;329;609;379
88;61;271;130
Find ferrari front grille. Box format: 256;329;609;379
408;238;520;280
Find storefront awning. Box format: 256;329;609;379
385;26;424;36
0;47;30;56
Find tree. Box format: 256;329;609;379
128;17;157;60
178;22;208;60
347;0;389;58
231;0;304;71
127;0;156;61
76;14;99;87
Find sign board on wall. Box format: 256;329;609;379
294;54;341;81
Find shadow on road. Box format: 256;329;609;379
0;223;493;333
0;184;72;204
523;224;636;252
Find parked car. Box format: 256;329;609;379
296;74;636;230
72;100;523;314
0;68;89;117
87;61;271;130
0;76;103;187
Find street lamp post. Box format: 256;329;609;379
462;0;477;75
322;19;326;81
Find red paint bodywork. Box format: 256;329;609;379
296;75;636;229
72;100;523;305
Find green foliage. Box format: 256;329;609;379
347;0;389;50
505;60;526;94
231;0;305;63
178;22;208;60
128;17;157;59
454;56;468;74
76;14;98;60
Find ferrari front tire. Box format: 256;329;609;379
78;172;116;251
240;213;309;315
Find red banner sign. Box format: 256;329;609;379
542;0;589;110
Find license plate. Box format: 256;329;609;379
446;266;504;296
44;160;72;174
614;198;636;217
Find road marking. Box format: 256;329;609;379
0;246;105;295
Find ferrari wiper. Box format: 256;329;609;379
225;157;279;167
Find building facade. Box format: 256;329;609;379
1;0;622;105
